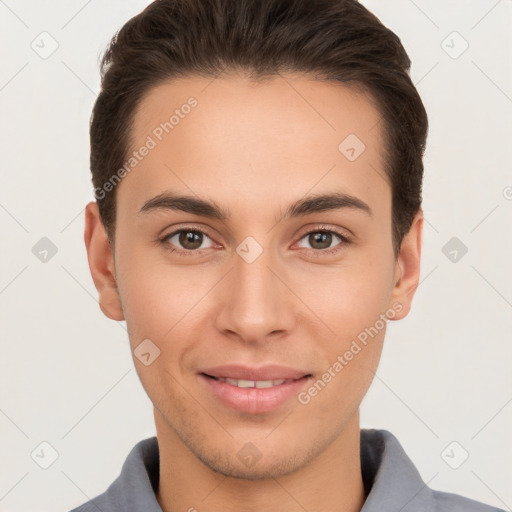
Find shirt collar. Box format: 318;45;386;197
96;428;436;512
360;429;435;512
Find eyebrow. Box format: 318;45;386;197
138;191;372;221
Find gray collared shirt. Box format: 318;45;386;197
69;428;505;512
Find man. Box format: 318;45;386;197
72;0;504;510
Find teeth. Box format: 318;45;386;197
257;379;285;388
256;380;273;388
236;379;254;388
221;378;287;388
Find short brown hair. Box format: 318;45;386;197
90;0;428;255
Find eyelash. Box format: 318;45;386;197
159;225;351;258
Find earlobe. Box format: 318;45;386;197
389;210;423;321
84;201;125;321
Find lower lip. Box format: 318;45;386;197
199;374;311;414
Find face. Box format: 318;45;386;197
85;72;422;479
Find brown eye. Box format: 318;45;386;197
296;227;350;255
161;228;215;254
307;232;333;250
178;230;204;250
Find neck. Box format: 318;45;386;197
155;410;366;512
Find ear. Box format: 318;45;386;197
84;201;124;321
388;209;423;320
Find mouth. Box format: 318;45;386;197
198;365;312;414
201;374;305;389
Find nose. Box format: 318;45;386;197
214;245;296;344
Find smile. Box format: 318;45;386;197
198;366;312;414
204;376;290;388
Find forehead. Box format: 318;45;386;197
120;73;388;214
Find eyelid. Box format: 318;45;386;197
299;224;351;241
159;222;214;238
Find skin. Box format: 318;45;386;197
84;73;422;512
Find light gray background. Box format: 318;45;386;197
0;1;511;511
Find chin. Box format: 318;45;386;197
199;453;306;480
191;440;320;481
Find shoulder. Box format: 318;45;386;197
360;428;506;512
432;489;506;512
66;436;161;512
67;494;113;512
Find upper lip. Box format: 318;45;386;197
200;364;310;381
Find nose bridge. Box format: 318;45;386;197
215;241;294;340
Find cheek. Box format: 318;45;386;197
116;260;202;404
116;251;212;342
291;257;392;398
296;258;395;337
